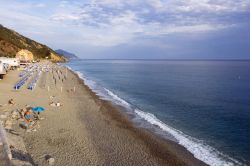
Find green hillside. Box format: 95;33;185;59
0;24;66;62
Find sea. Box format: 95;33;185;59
66;60;250;166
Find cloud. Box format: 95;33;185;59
51;14;81;21
46;0;245;46
148;0;250;13
0;0;250;51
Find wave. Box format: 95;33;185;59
66;66;97;90
66;65;243;166
135;109;242;166
104;88;131;107
75;71;97;89
66;66;131;108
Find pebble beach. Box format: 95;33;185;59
0;61;206;166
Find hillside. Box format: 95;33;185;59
55;49;79;59
0;24;66;62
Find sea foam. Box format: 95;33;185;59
71;67;131;108
135;109;242;166
66;66;243;166
104;88;131;107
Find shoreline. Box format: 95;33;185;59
69;66;207;166
0;62;206;165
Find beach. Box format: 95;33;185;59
0;61;206;166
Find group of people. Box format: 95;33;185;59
20;108;40;123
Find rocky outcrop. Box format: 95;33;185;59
16;49;34;62
0;24;66;62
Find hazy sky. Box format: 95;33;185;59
0;0;250;59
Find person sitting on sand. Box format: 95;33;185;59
24;109;32;122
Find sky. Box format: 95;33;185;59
0;0;250;59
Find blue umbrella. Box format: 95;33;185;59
32;106;45;113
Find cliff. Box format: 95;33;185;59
0;24;66;62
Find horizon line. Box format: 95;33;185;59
77;58;250;61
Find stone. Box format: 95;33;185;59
47;157;55;165
8;99;14;105
16;49;34;61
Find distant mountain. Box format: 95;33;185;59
55;49;78;59
0;24;66;62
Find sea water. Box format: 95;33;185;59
66;60;250;166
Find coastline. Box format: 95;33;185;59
0;62;206;165
71;67;207;166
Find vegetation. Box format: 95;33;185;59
0;24;66;62
55;49;78;59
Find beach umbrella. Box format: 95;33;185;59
32;106;45;113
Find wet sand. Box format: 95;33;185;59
0;62;206;166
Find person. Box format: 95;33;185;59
24;110;32;122
19;108;26;119
33;112;40;120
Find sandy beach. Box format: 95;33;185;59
0;61;206;166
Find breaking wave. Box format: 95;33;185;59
66;66;243;166
135;109;242;166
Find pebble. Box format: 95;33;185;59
47;157;55;165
